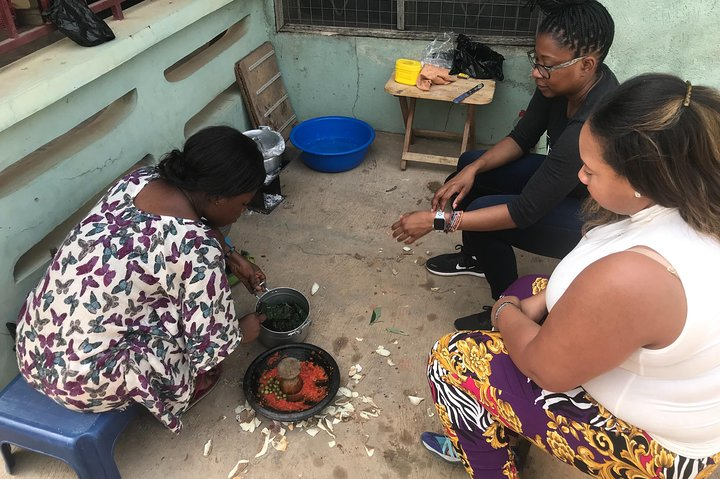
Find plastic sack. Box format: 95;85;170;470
449;34;505;81
42;0;115;47
420;32;456;69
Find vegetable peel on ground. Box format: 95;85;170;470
362;396;380;408
227;460;249;479
239;417;261;432
375;346;391;356
233;383;382;456
255;429;272;458
268;422;285;436
272;435;288;452
360;409;379;419
317;420;336;438
203;439;212;457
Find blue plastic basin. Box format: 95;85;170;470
290;116;375;173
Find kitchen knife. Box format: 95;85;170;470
452;82;485;104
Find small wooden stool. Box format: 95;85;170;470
384;76;495;170
0;374;138;478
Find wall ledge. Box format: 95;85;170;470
0;0;234;133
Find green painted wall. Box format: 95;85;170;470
0;0;271;386
269;0;720;144
272;34;532;146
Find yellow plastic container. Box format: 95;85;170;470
395;59;422;85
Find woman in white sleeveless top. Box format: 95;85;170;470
423;74;720;478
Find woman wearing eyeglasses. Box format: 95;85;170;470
392;0;618;330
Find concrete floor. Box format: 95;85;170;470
3;132;716;479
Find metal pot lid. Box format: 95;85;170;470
243;126;285;159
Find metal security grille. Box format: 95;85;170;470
279;0;397;30
278;0;539;40
405;1;537;36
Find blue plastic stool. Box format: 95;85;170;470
0;374;138;478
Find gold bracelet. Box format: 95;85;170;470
492;301;518;329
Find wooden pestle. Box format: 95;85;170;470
277;357;303;396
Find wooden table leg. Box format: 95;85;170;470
399;97;408;125
461;104;476;153
398;97;414;146
401;97;416;170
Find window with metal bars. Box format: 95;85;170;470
275;0;540;45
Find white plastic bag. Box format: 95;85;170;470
421;32;456;69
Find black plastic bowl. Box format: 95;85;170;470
243;343;340;422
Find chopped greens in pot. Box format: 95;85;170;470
260;302;307;332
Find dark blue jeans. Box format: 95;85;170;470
452;150;584;299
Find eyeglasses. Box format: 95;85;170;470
527;50;586;79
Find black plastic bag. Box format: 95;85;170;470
43;0;115;47
449;34;505;81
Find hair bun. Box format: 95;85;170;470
157;149;192;184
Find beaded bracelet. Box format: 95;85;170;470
451;211;463;232
444;211;463;233
225;245;237;259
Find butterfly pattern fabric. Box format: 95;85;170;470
16;168;240;432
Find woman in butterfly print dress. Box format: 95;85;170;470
16;126;267;432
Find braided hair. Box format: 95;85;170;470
528;0;615;63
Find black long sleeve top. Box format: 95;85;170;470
506;64;619;228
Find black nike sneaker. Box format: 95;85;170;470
425;245;485;277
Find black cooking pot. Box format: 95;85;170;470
243;343;340;422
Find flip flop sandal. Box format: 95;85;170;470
186;364;223;412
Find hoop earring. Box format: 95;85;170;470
634;191;642;198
